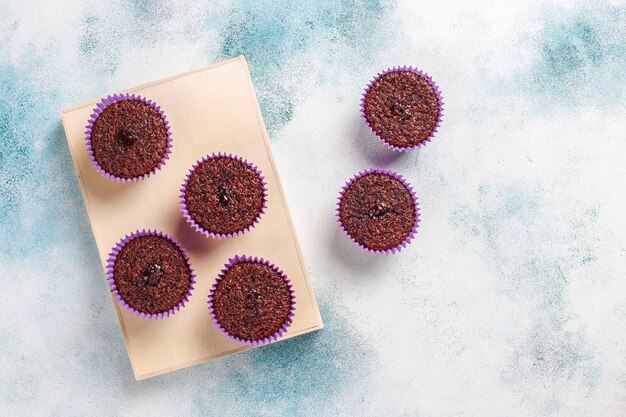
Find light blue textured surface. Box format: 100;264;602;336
1;1;625;416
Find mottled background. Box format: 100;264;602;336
1;0;625;416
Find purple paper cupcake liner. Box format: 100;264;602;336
360;66;444;152
180;152;268;239
208;255;296;346
85;93;173;183
336;168;421;255
106;229;196;319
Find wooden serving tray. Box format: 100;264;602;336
61;56;323;380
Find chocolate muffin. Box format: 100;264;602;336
362;67;442;151
209;256;295;345
337;169;419;253
107;230;195;318
181;153;267;238
87;94;171;182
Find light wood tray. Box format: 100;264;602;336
61;56;323;380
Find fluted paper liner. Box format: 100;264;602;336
107;229;196;319
337;168;420;254
361;66;444;152
85;93;172;182
208;255;296;346
180;152;268;239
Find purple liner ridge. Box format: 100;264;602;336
360;66;444;152
106;229;196;319
179;152;268;239
207;255;296;346
336;168;421;255
85;93;173;183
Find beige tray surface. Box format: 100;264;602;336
61;56;323;380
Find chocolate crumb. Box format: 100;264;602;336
142;264;164;286
116;129;139;147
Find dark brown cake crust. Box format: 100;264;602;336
185;157;265;235
339;173;416;251
212;261;292;341
364;70;440;148
113;235;191;315
90;99;169;179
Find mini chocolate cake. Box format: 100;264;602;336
338;170;419;253
182;154;266;237
111;234;193;316
363;68;441;150
209;257;294;344
89;96;170;180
